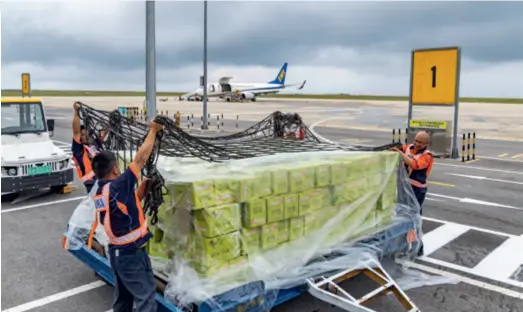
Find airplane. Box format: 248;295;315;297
179;62;306;102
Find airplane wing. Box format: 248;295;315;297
249;80;307;96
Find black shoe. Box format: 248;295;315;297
417;244;424;257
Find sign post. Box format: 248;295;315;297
407;46;461;159
21;73;31;97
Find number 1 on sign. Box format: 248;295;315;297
430;66;437;88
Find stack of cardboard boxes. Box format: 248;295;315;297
117;152;400;280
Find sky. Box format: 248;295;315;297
2;1;523;97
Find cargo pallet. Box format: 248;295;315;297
65;219;420;312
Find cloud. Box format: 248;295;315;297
2;1;523;97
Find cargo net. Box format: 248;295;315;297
65;103;448;312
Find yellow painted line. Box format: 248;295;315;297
429;181;455;187
498;153;508;158
510;154;523;159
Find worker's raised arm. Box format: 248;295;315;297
130;119;164;172
72;102;82;141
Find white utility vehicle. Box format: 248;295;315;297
1;97;74;195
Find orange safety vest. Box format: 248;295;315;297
403;144;433;188
75;145;98;183
87;183;148;249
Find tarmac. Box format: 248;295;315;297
1;98;522;312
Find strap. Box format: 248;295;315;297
81;171;95;182
85;145;98;158
108;220;148;246
410;179;427;188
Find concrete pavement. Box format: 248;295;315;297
2;102;522;312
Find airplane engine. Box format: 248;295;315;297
241;92;255;101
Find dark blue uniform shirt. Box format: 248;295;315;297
97;164;152;252
72;138;96;192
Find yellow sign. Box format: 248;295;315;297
409;119;447;129
21;73;31;96
411;48;459;105
277;69;285;82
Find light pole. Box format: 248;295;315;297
145;0;156;122
202;0;208;130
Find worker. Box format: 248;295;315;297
90;118;163;312
391;131;433;256
72;102;106;193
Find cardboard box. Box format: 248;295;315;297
277;220;290;244
289;166;315;193
314;164;331;187
193;203;242;238
271;169;289;195
298;191;313;215
261;223;279;249
289;216;304;240
214;176;257;205
266;196;284;223
173;180;215;210
186;231;242;267
242;199;267;228
283;194;299;218
240;227;261;254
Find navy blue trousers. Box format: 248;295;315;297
109;248;157;312
412;186;427;256
412;186;427;215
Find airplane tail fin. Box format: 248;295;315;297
268;62;288;85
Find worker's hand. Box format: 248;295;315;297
149;118;164;132
389;146;401;152
141;177;151;186
73;102;81;111
406;229;417;243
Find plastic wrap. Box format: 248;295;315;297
150;150;425;310
65;150;450;311
63;182;100;250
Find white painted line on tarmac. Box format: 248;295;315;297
435;163;523;175
422;216;518;238
473;235;523;284
1;281;106;312
428;192;522;210
477;156;523;163
420;256;523;289
425;197;445;202
53;139;72;146
398;259;523;300
446;173;523;185
1;196;85;214
309;117;345;145
421;222;469;256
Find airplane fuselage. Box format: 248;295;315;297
179;62;305;102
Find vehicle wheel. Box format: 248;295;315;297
50;185;67;193
252;98;257;102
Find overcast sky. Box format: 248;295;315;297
2;1;523;97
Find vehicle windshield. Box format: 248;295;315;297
1;102;46;135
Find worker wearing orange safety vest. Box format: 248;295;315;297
391;131;433;256
89;118;163;312
72;102;105;193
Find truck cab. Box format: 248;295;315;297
1;97;74;195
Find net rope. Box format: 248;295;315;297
76;102;402;225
